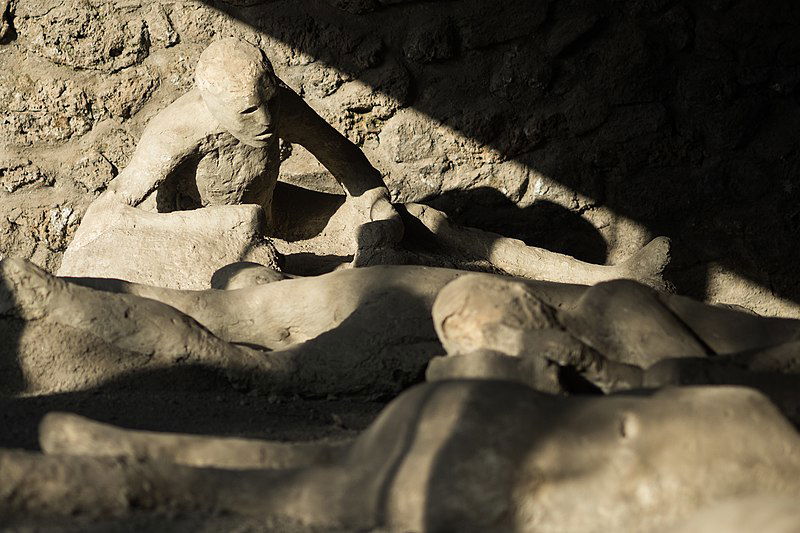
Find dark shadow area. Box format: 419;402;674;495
425;187;608;264
0;366;385;450
558;365;604;394
271;181;346;241
0;0;16;45
645;356;800;426
281;251;352;275
155;154;206;212
194;0;800;308
271;182;353;274
0;275;25;396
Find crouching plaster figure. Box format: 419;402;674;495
1;383;798;532
56;37;672;290
58;37;403;289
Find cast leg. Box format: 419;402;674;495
40;412;351;469
0;448;357;527
404;203;671;290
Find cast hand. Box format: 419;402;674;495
350;188;404;266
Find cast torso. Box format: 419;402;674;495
148;132;281;214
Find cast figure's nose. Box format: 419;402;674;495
248;104;271;129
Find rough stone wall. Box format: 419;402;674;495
1;0;800;316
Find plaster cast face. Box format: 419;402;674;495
195;38;279;148
200;84;277;148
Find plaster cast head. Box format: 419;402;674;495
432;274;559;356
195;38;279;148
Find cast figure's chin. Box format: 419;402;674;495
238;135;273;148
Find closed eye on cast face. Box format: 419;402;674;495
240;105;259;114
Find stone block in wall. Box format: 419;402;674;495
144;3;179;48
490;43;552;101
560;85;610;136
457;0;548;50
404;18;456;64
65;124;135;193
0;158;52;193
0;65;95;145
96;65;160;120
332;59;412;117
0;193;82;271
325;0;378;14
15;1;150;72
545;0;604;57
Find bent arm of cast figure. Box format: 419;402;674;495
549;283;800;392
479;325;646;393
274;85;402;251
275;86;388;199
104;90;220;207
561;279;800;364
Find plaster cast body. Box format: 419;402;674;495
57;38;401;287
2;383;798;533
2;258;585;396
428;274;800;420
5;258;800;404
404;202;672;290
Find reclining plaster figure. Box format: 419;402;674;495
1;382;798;532
4;258;800;403
428;274;800;417
1;258;583;396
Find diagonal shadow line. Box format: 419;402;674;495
194;0;800;309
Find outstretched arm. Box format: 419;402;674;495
105;90;218;207
275;85;387;198
274;85;403;256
